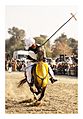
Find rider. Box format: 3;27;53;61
24;37;57;88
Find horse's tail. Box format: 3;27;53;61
17;78;27;88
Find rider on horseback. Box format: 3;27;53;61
24;37;57;90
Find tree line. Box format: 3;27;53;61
5;26;78;59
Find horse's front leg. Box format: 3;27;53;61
37;87;46;101
30;86;39;100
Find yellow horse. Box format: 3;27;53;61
18;50;50;102
31;60;50;101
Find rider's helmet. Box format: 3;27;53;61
24;37;35;50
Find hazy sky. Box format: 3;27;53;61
5;6;78;43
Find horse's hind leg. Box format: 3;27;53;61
37;87;46;101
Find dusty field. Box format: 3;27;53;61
5;71;78;114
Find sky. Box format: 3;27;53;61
5;6;78;43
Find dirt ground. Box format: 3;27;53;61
5;71;78;114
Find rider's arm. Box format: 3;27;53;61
27;55;37;62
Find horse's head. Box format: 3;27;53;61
37;50;45;61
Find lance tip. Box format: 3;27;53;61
70;13;77;21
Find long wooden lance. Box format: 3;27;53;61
39;13;77;47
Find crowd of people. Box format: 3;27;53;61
5;58;27;72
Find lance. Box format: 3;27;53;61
39;13;77;47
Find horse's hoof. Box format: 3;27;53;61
34;100;42;106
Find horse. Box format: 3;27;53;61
18;56;50;104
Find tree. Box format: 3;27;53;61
68;38;78;55
5;27;25;57
51;33;77;58
34;35;52;57
8;27;25;42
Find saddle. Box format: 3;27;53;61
32;61;49;88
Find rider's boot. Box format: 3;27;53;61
50;77;57;84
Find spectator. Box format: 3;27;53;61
8;60;12;73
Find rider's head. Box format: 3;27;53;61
28;43;41;54
24;37;35;50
